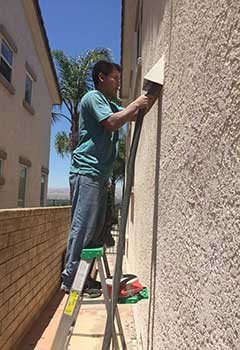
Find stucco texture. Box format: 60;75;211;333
124;1;240;349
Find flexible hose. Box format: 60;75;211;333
102;83;160;349
102;108;145;349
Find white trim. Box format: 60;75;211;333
25;72;33;105
0;25;17;53
25;61;37;82
26;70;34;81
1;39;13;68
0;38;13;83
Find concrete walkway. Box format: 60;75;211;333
18;255;138;350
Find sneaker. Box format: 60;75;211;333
85;277;101;290
82;287;102;298
104;233;115;247
61;283;101;298
60;283;70;294
61;278;101;294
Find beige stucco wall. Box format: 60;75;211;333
122;1;240;349
0;0;56;208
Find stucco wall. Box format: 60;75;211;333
0;0;53;208
0;207;70;350
123;1;240;349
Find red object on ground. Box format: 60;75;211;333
106;274;144;298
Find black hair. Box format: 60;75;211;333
92;60;121;87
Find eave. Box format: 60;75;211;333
22;0;61;105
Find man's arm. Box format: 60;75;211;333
101;95;150;132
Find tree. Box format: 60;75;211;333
112;134;126;194
109;134;126;223
54;131;69;158
52;48;112;152
52;48;126;227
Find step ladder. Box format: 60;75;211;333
51;247;127;350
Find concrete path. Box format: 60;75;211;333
18;255;138;350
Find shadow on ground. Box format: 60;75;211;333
18;290;65;350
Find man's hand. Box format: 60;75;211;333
101;94;153;131
132;95;150;109
129;95;151;121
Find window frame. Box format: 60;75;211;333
134;0;143;64
0;158;3;177
24;71;33;105
0;150;7;185
23;62;37;115
17;165;27;208
0;25;17;93
40;173;47;207
130;0;143;102
0;39;13;83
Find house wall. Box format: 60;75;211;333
0;0;54;208
0;207;70;350
123;1;240;349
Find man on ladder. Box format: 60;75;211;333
60;60;150;297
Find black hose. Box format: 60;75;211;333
102;108;145;349
102;83;161;349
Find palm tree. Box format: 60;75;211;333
112;134;126;197
52;48;112;152
109;134;126;224
54;131;69;158
52;48;126;228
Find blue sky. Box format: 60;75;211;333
39;0;122;189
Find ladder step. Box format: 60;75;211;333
52;248;126;349
81;246;104;260
51;259;92;350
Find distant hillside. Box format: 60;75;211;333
47;184;123;204
47;187;70;200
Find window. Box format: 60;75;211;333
130;1;143;100
23;63;36;114
40;174;46;206
0;158;4;185
18;166;27;207
0;40;13;82
0;150;7;185
135;0;143;63
0;158;3;177
136;19;142;60
25;73;33;105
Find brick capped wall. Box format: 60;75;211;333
0;207;70;350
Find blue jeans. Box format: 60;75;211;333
61;174;108;288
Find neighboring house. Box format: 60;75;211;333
121;1;239;349
0;0;61;209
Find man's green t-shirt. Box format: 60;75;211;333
70;90;123;179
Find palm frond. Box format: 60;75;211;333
51;111;61;125
52;48;112;110
54;131;70;157
51;112;72;125
75;48;112;110
52;47;113;151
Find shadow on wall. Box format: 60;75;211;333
147;91;163;350
142;0;169;61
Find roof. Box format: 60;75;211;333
33;0;61;103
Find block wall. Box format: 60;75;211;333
0;207;70;350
